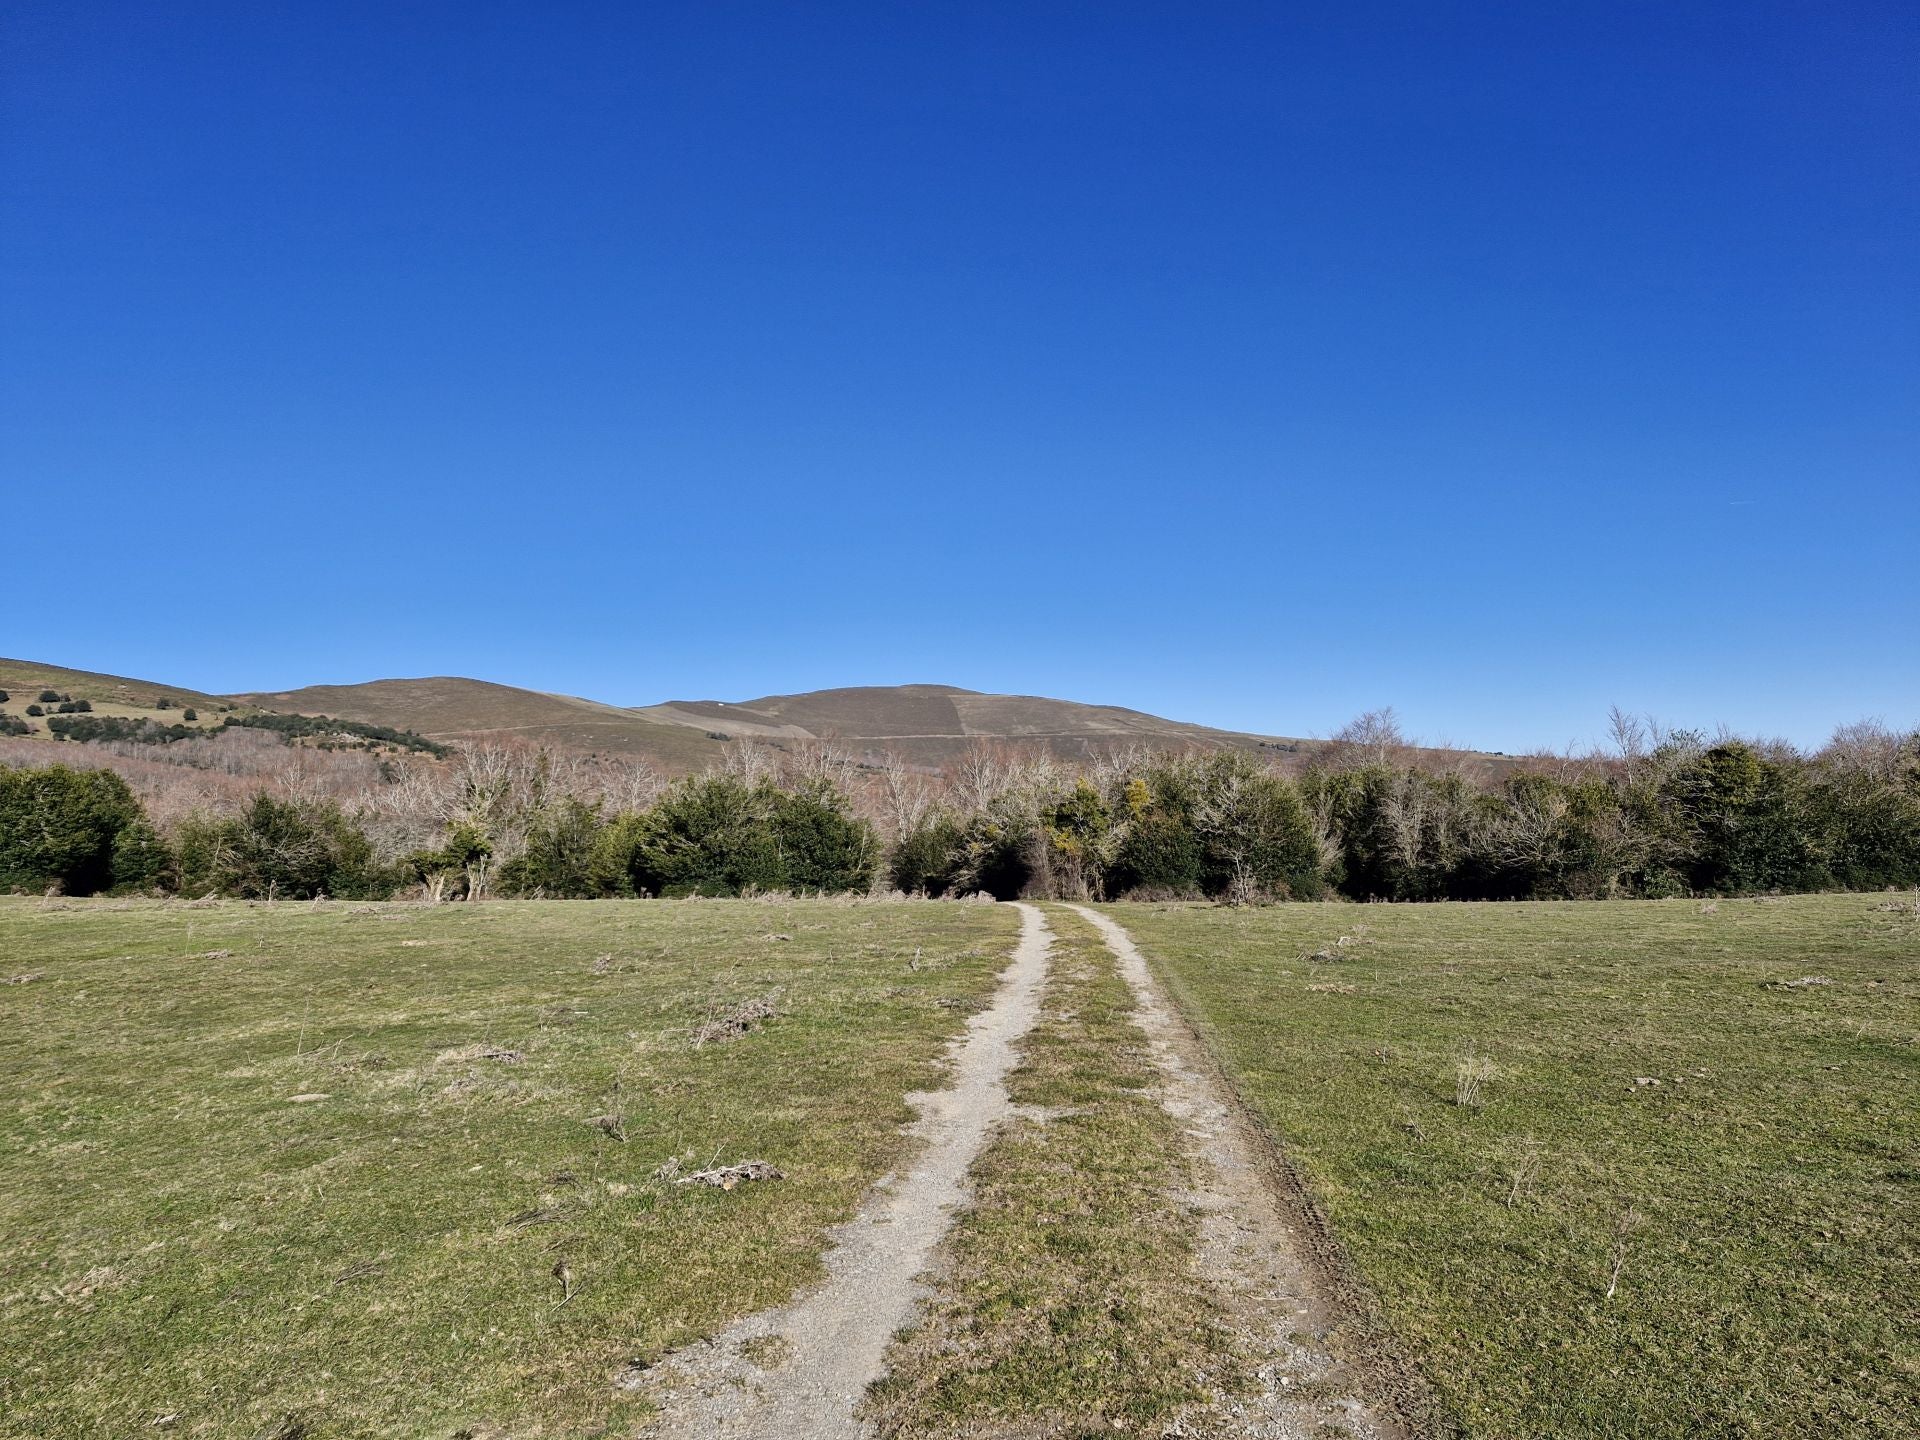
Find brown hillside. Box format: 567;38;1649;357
636;685;1309;767
231;678;726;770
7;657;1504;777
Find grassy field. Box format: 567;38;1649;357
1110;894;1920;1439
0;895;1017;1439
870;905;1233;1436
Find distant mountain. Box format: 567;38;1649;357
2;658;1313;773
634;685;1306;767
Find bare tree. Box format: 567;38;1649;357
719;738;779;784
1326;708;1408;769
1606;705;1648;784
874;749;935;839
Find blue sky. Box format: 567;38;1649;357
4;2;1914;752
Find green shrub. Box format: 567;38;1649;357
1110;810;1204;897
0;765;156;895
177;794;387;899
891;812;968;895
614;775;876;898
498;800;607;897
769;778;879;893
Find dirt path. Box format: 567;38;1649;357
1069;905;1406;1440
640;903;1054;1439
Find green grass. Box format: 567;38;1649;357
0;895;1017;1439
869;906;1235;1437
1107;894;1920;1439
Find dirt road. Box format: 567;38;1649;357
1070;904;1405;1439
640;903;1055;1438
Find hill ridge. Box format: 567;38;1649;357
1;656;1310;772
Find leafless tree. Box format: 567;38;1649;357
720;738;779;784
874;749;935;839
1323;707;1409;770
1607;705;1647;784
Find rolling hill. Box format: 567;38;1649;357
4;657;1320;773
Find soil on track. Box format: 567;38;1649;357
640;904;1055;1439
1071;905;1428;1440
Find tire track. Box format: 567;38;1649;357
640;903;1054;1439
1070;904;1411;1440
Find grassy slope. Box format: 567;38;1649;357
0;897;1017;1439
231;678;727;771
869;906;1233;1436
0;658;227;709
1110;895;1920;1439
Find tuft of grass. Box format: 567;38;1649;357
1108;895;1920;1439
0;895;1017;1438
866;906;1237;1436
1453;1047;1499;1107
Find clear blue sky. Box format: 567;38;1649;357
4;3;1914;752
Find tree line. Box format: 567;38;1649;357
0;766;875;900
2;712;1916;902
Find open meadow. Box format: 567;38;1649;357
0;896;1017;1438
3;892;1915;1439
1111;893;1920;1438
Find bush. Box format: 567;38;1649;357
402;821;494;900
497;800;608;897
613;775;877;897
54;699;93;714
182;708;198;722
25;705;43;717
770;778;880;893
0;765;158;895
37;690;61;704
0;714;29;738
891;812;967;895
177;794;387;899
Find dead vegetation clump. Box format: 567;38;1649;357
675;1160;784;1189
434;1043;526;1065
1454;1049;1500;1108
691;991;781;1048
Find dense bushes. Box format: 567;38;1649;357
0;762;879;900
886;730;1920;903
0;766;159;894
893;753;1326;902
1292;731;1920;901
498;776;880;898
222;711;450;756
176;794;385;899
47;715;201;745
3;719;1915;904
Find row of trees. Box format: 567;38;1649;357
3;714;1917;903
888;723;1920;901
0;765;877;900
